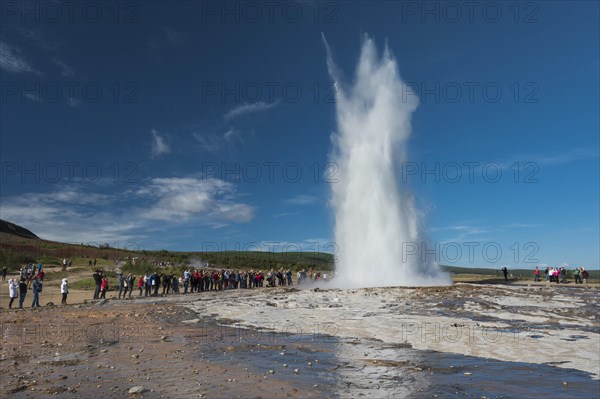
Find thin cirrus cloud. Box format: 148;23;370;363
0;41;39;74
285;194;319;206
53;58;75;76
224;101;279;121
193;128;241;152
150;129;171;158
162;27;187;45
273;212;299;218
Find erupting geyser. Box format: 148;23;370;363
325;35;450;288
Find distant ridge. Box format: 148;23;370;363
0;219;39;239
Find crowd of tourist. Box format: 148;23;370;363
532;266;590;286
89;267;332;300
3;260;594;310
5;263;56;309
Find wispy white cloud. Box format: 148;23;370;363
223;128;239;141
162;27;187;45
66;96;81;107
0;190;141;244
148;27;187;51
193;128;242;152
285;194;319;206
493;148;599;171
523;149;599;167
501;223;543;229
193;133;221;152
429;224;494;243
273;212;299;218
0;175;255;245
150;129;171;158
135;177;255;224
9;26;62;52
53;58;75;76
224;101;279;121
0;41;39;74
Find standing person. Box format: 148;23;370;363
127;274;135;298
100;277;109;299
117;272;125;299
183;273;189;294
8;278;18;309
560;267;567;283
581;268;589;288
502;267;509;281
573;267;581;284
92;270;102;299
138;275;144;296
153;273;161;296
173;276;180;294
145;274;151;297
1;266;7;281
18;279;28;309
162;274;170;295
533;266;540;282
61;278;69;305
31;277;42;308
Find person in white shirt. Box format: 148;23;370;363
61;278;69;305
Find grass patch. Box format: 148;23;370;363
43;267;87;281
0;249;37;270
69;277;96;290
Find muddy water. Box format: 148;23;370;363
1;299;598;398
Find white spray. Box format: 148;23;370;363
325;34;450;288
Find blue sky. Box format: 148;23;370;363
1;1;598;269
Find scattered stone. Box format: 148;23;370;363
128;386;145;394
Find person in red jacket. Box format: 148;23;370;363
100;277;109;299
138;276;144;296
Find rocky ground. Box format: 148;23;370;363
185;283;600;379
0;299;345;398
1;279;599;398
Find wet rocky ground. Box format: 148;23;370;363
1;284;599;398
